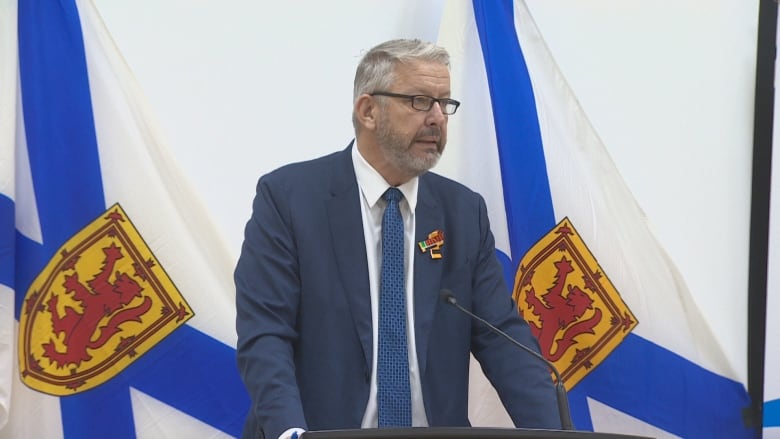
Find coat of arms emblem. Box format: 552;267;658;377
514;217;638;389
18;203;193;395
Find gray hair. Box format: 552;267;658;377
352;39;450;130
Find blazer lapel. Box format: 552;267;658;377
326;145;372;372
413;176;445;376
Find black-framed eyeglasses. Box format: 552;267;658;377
370;91;461;115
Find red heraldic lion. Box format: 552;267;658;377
18;203;193;395
513;217;638;390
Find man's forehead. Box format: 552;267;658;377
392;61;451;87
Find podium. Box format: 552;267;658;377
302;427;652;439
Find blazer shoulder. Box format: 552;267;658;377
264;149;345;181
257;146;352;194
422;171;483;204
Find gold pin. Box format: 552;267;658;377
418;230;444;259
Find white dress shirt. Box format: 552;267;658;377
278;144;429;439
352;143;429;428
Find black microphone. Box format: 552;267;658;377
440;289;574;430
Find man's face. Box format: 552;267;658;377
375;60;451;179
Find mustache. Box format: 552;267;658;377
416;127;442;139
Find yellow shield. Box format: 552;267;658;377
18;203;193;395
513;217;637;390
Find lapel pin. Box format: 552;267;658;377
418;230;444;259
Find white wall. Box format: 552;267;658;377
91;0;758;384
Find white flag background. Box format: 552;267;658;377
435;1;752;437
1;0;767;438
2;0;247;437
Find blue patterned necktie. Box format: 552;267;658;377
377;187;411;427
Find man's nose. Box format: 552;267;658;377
426;101;447;125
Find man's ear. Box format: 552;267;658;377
354;94;378;131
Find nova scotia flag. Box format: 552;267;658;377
1;0;249;437
436;1;754;438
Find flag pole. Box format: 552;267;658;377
746;0;777;431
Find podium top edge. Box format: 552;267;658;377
301;427;653;439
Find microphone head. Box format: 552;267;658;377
439;289;456;305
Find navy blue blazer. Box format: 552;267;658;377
235;145;560;439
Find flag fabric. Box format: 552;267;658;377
0;0;249;437
0;0;17;430
436;1;754;437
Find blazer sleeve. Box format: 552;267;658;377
235;175;307;439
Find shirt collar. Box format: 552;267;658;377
351;141;419;211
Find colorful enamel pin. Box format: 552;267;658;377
418;230;444;259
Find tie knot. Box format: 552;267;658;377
383;187;403;203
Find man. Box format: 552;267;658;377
235;38;560;439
